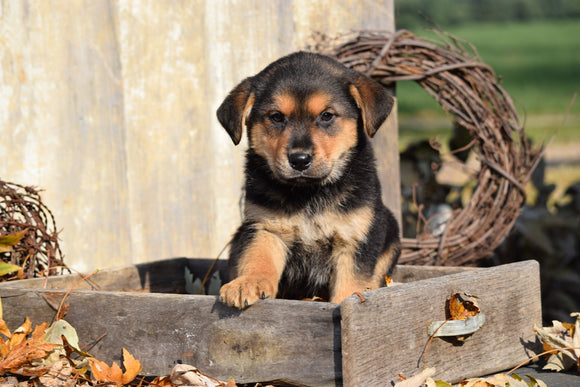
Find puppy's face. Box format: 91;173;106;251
217;52;393;185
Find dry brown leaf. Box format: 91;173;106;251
0;321;56;375
88;347;141;385
393;367;436;387
37;359;73;387
6;318;32;352
0;322;9;339
458;381;494;387
88;357;123;383
223;378;237;387
150;375;175;386
169;364;233;387
448;293;480;320
534;313;580;372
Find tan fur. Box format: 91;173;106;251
242;201;377;304
219;229;288;308
371;243;401;287
250;122;291;172
307;92;331;116
244;202;374;248
217;52;398;309
249;93;359;185
310;118;358;183
275;93;297;116
241;93;255;130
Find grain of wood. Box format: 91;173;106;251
1;288;340;386
0;259;541;386
341;260;542;385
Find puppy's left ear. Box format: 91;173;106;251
216;78;255;145
349;74;394;138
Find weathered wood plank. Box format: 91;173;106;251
392;264;478;283
0;258;228;294
0;258;467;293
1;288;340;387
0;260;541;385
340;260;542;385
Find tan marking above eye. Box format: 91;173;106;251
274;93;297;117
307;92;332;116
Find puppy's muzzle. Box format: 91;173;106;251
288;151;313;172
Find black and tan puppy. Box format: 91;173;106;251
217;52;400;308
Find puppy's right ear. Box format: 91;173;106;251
216;78;255;145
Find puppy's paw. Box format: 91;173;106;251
219;276;277;309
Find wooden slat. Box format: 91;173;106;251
0;258;228;294
392;264;478;283
0;259;468;293
0;260;542;385
340;260;542;385
1;288;340;387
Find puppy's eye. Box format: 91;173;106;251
269;112;285;124
319;111;335;122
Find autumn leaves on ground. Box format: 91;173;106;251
0;314;237;387
2;290;580;387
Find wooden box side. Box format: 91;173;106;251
0;287;340;387
0;260;463;292
0;258;228;294
340;260;542;385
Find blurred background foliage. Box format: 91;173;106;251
394;0;579;323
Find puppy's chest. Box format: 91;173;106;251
256;205;374;254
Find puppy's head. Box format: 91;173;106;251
217;52;393;185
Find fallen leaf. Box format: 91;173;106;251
44;319;88;356
394;367;436;387
534;312;580;372
88;356;123;383
485;373;547;387
170;364;234;387
88;347;141;385
458;380;494;387
0;319;10;339
0;321;56;375
573;312;580;367
0;262;22;277
427;379;452;387
448;293;480;320
1;318;32;357
0;230;27;253
37;359;73;387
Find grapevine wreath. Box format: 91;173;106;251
317;29;543;266
0;180;65;279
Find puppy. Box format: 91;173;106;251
217;52;400;308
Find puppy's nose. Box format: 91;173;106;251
288;151;313;171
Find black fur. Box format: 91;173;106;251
218;52;400;305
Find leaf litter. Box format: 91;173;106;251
1;298;579;386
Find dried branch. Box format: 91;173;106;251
0;180;67;279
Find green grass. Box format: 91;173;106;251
396;20;580;207
397;20;580;116
397;20;580;147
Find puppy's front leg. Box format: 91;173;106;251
220;227;287;308
330;248;370;304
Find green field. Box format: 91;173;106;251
397;20;579;135
396;20;580;205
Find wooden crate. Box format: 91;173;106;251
0;259;541;386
